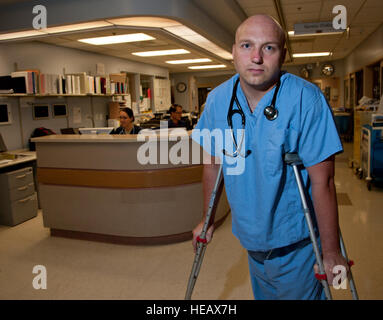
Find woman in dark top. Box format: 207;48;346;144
110;107;142;135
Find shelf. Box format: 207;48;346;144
0;93;131;97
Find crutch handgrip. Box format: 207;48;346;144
196;236;207;244
315;273;327;281
315;260;354;281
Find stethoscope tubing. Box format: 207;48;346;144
224;76;280;158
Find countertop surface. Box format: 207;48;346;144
32;130;192;143
0;149;36;169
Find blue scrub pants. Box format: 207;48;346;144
247;241;326;300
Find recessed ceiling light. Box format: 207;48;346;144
288;30;344;37
293;52;331;58
188;65;226;69
166;58;212;64
164;25;233;60
78;33;155;45
107;17;179;28
132;49;190;57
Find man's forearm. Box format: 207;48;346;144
311;177;341;257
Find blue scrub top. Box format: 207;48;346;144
192;72;343;251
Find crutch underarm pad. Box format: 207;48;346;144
315;273;327;281
196;236;207;243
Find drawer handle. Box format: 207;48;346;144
18;186;28;191
18;195;35;203
16;174;27;179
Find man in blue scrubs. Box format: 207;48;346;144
191;15;350;299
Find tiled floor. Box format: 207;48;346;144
0;142;382;300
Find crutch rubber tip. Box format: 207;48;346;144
196;236;207;244
348;260;354;267
315;273;327;281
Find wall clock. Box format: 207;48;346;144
176;82;187;93
321;63;335;76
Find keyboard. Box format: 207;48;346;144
0;159;13;165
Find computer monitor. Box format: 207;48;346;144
32;105;50;120
53;104;67;118
78;127;114;135
0;132;8;152
0;103;12;125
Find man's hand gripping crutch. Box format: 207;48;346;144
284;153;358;300
185;160;224;300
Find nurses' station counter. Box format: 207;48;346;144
32;132;230;245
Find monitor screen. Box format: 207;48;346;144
33;105;49;119
53;104;67;117
0;132;7;152
0;104;11;124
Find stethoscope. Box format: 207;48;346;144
223;76;281;158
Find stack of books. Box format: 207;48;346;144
0;70;129;95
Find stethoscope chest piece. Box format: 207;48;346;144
264;105;278;121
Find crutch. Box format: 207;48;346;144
185;163;223;300
284;153;359;300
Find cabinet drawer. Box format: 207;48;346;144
8;193;38;226
9;182;35;201
3;167;34;190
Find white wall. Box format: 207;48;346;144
344;23;383;74
0;41;168;78
0;41;169;150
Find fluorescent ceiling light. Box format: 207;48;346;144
293;52;331;58
166;58;212;64
107;17;179;28
288;30;343;37
0;29;46;41
46;21;113;34
164;25;232;60
132;49;190;57
78;33;155;45
188;65;226;70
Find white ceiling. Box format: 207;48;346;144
237;0;383;65
0;0;382;72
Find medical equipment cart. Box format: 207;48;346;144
359;118;383;190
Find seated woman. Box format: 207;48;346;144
110;107;142;134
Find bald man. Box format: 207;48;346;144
191;15;348;300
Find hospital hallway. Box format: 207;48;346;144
0;142;382;300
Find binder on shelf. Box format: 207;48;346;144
3;70;131;97
65;72;88;94
109;73;128;94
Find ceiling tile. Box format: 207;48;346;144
281;2;322;15
243;6;278;18
351;8;383;24
362;0;383;8
237;0;274;7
